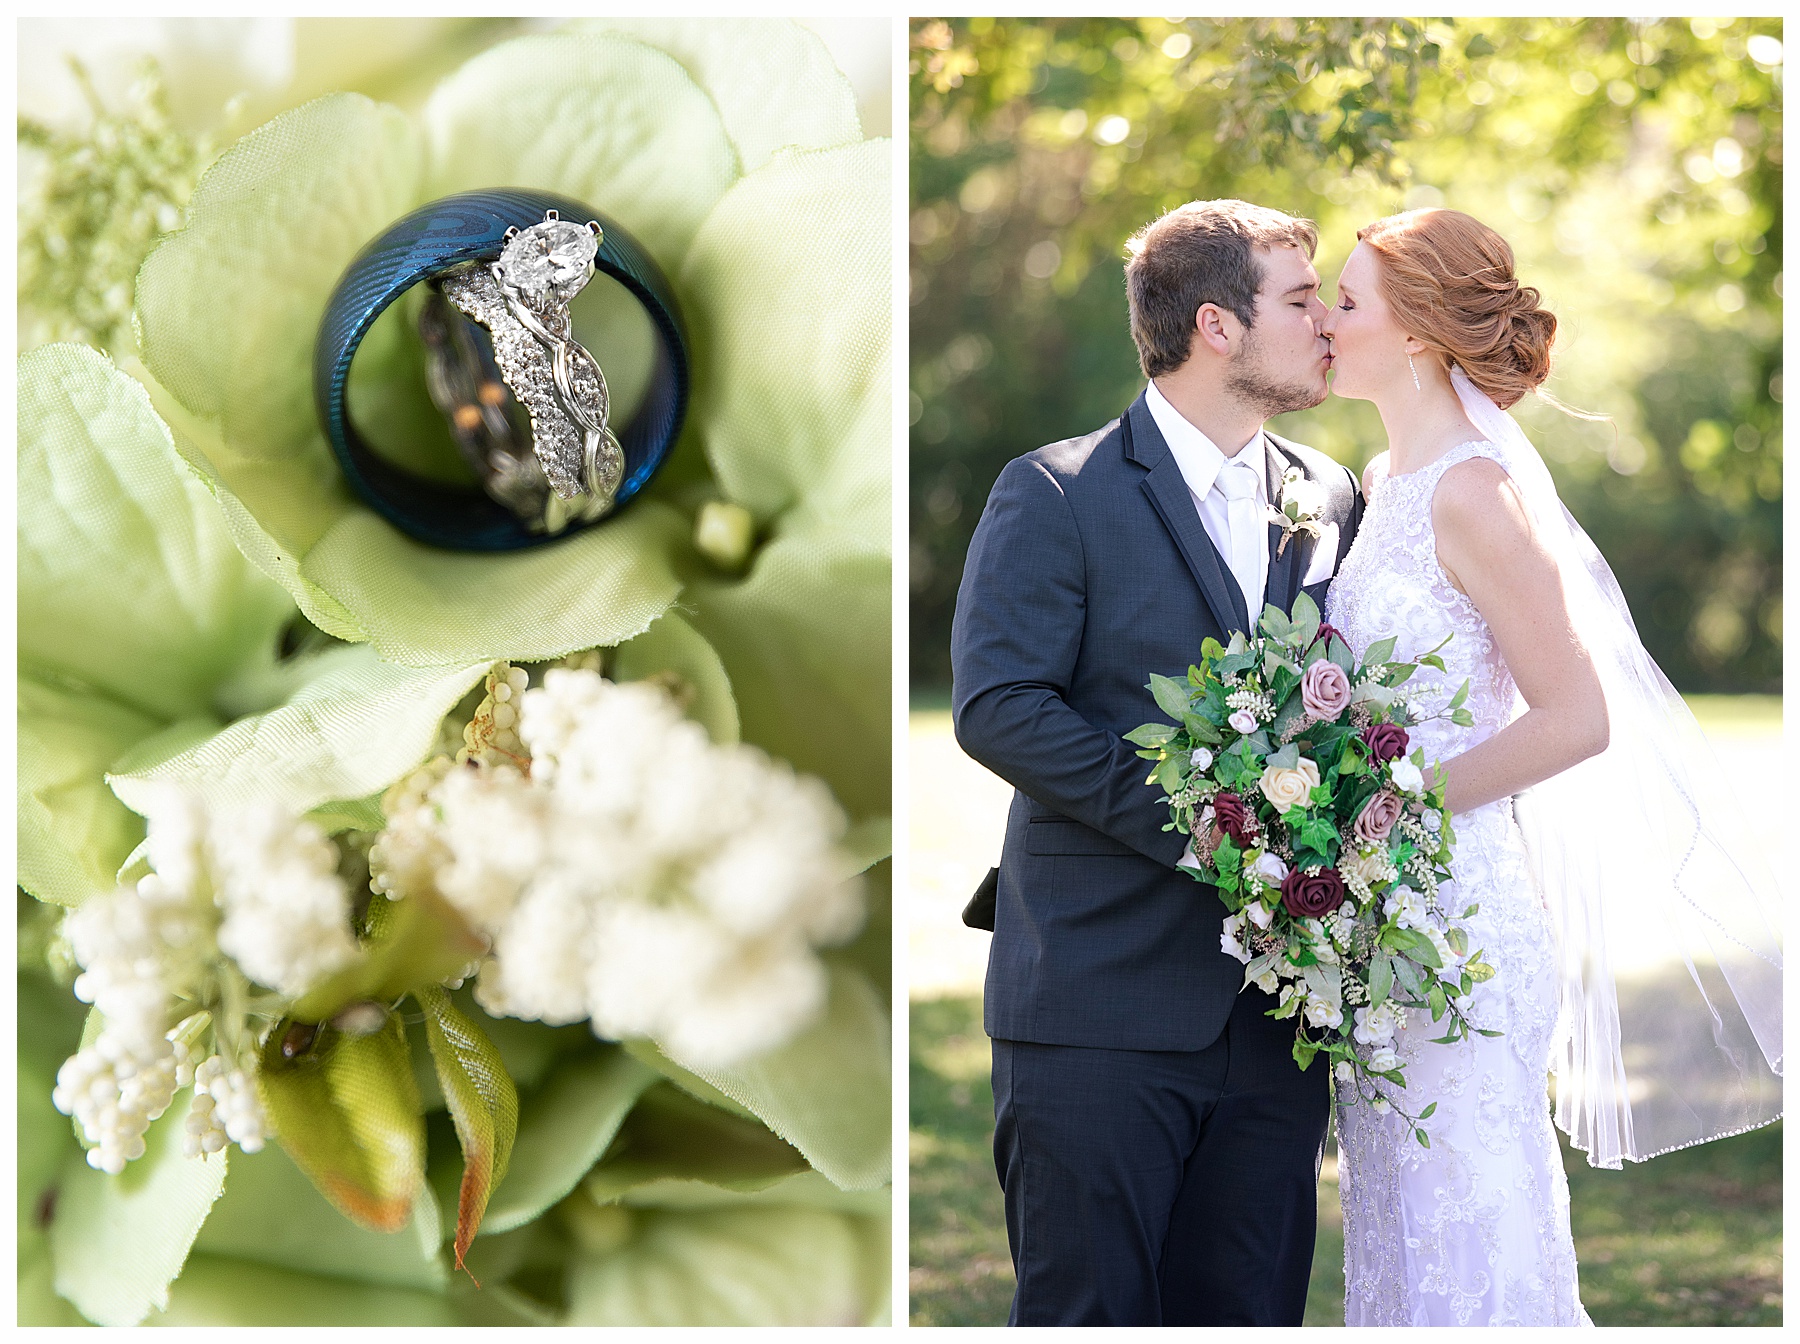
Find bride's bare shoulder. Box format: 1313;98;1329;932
1431;453;1533;555
1360;450;1388;500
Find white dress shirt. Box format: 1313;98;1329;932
1145;381;1269;620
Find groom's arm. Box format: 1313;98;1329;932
951;453;1187;868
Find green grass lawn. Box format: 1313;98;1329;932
909;994;1781;1327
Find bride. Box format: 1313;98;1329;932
1317;208;1783;1326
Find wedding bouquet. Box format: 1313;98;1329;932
1128;594;1497;1143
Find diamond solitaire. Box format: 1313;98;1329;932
494;215;601;310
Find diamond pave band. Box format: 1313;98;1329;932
426;211;624;533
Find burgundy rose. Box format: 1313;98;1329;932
1353;789;1403;843
1210;792;1256;846
1281;868;1347;920
1361;722;1410;765
1314;622;1345;649
1300;659;1352;720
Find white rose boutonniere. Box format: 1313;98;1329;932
1267;466;1327;557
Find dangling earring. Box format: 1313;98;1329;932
1408;352;1421;392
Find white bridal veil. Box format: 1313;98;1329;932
1450;365;1783;1168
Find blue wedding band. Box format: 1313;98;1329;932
314;189;688;551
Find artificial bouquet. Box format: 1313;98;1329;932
1128;594;1497;1143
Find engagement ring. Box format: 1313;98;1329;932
315;190;688;551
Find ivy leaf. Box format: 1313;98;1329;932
257;1016;425;1233
416;986;519;1274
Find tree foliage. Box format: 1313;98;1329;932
911;17;1781;693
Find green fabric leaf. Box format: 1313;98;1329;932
633;965;889;1191
145;1254;460;1326
296;502;688;666
566;19;863;174
190;1140;448;1292
107;645;489;816
294;889;485;1024
680;141;890;517
840;816;893;876
482;1046;657;1236
619;1168;888;1217
18;674;158;908
18;343;295;722
582;1083;806;1203
422;31;738;274
50;1102;230;1326
134;94;423;556
416;986;519;1271
564;1204;883;1326
612;609;739;744
257;1016;425;1234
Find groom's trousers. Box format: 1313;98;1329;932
992;984;1330;1326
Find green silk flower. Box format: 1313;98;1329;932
19;19;890;1328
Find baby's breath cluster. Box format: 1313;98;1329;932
53;793;357;1171
373;669;865;1071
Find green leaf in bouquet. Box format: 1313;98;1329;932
564;1204;884;1326
482;1046;658;1236
1444;925;1469;957
1327;636;1355;674
1296;814;1339;858
107;646;489;817
1214;649;1258;680
1182;712;1222;745
583;1083;807;1203
1415;1128;1431;1149
1369;954;1395;1008
1148;672;1192;723
1362;636;1397;667
1265;741;1302;771
1391;955;1425;999
1265;694;1309;747
1427;982;1448;1020
1200;637;1226;664
1258;603;1294;642
49;1099;229;1326
1125;721;1178;749
628;963;889;1191
416;985;518;1272
1289;590;1322;644
191;1139;447;1292
1385;662;1417;686
145;1254;460;1326
612;610;740;745
1418;1101;1438;1121
1291;1038;1319;1069
257;1015;425;1233
293;888;485;1024
1213;834;1242;878
1418;653;1447;671
567;19;863;176
1464;959;1497;984
839;817;894;879
1151;754;1185;794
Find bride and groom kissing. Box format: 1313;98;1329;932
949;199;1782;1326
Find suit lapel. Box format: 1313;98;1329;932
1125;395;1251;635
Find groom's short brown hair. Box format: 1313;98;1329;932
1124;200;1319;378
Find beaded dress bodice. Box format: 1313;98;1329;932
1325;439;1588;1328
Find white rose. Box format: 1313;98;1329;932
1388;756;1426;794
1334;1060;1356;1084
1304;995;1343;1030
1422;808;1442;832
1372;1095;1392;1115
1228;709;1259;734
1245;898;1275;930
1190;747;1214;773
1368;1046;1399;1073
1258;758;1321;812
1250;851;1290;887
1254;968;1281;994
1353;1002;1398;1047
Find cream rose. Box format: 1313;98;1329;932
1258;757;1321;812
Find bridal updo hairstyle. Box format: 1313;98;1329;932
1355;208;1555;410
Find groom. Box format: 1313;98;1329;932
950;200;1364;1326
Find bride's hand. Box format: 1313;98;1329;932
1430;457;1609;814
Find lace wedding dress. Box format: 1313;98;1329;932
1327;438;1591;1327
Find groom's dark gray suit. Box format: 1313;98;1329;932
951;390;1363;1325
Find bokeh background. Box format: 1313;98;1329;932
907;17;1781;1327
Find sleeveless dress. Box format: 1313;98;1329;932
1326;439;1590;1327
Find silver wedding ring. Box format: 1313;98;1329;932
420;210;624;533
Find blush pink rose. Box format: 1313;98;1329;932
1300;659;1352;720
1353;789;1403;843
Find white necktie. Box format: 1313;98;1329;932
1214;457;1263;623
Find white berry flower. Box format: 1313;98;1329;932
374;671;865;1072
